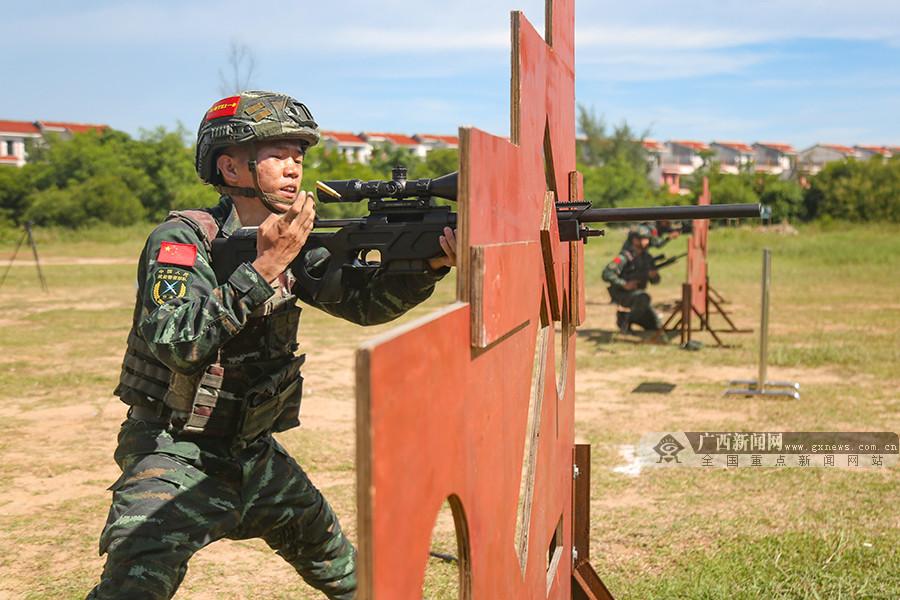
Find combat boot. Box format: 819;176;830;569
616;311;631;334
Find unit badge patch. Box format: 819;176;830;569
151;267;191;306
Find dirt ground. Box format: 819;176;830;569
0;224;898;598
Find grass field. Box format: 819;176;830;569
0;222;897;599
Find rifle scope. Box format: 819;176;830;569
316;167;458;203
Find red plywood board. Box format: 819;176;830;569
355;1;580;598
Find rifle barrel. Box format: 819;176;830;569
572;203;761;223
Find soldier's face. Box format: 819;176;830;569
253;142;305;203
221;141;305;203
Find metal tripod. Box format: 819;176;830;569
0;222;48;292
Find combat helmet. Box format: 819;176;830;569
195;90;319;212
627;223;654;241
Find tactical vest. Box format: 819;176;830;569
618;250;653;290
114;208;304;446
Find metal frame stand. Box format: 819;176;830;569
652;282;729;347
0;221;48;292
725;249;799;399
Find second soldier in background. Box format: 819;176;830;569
603;224;662;333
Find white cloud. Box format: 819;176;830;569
9;0;900;47
579;50;771;81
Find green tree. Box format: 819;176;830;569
130;125;205;220
576;105;654;207
581;158;654;208
26;175;145;227
367;143;422;175
759;179;804;222
576;105;648;172
805;157;900;222
0;166;32;224
415;148;459;179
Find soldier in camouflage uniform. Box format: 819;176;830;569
603;224;661;333
87;91;457;600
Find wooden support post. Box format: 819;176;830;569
680;283;692;347
572;444;615;600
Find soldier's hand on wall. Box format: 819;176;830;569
253;192;316;282
428;227;458;271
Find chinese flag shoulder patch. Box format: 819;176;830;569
158;242;197;267
613;256;622;264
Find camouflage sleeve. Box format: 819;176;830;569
135;221;275;374
292;247;448;326
650;236;669;248
601;254;629;287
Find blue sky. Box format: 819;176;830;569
4;0;900;148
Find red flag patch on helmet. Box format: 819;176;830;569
158;242;197;267
205;96;240;121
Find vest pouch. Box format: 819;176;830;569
235;354;305;445
166;364;240;437
264;305;301;355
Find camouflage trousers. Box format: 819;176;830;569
87;416;356;599
608;286;662;331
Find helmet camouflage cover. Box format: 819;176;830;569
195;90;319;186
629;223;655;240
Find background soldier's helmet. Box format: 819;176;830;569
628;224;654;241
195;90;320;185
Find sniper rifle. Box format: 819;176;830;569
211;167;761;303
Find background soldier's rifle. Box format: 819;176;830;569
211;167;761;302
652;252;686;270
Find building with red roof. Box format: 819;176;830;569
657;141;709;194
711;141;755;174
753;142;796;176
320;130;370;163
414;133;459;150
854;145;892;159
318;130;459;164
0;120;42;167
797;144;857;175
668;140;709;152
361;132;427;160
0;119;107;167
641;139;665;153
37;121;107;135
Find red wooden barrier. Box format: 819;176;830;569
688;177;710;316
353;1;603;597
